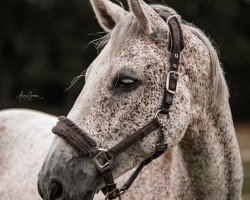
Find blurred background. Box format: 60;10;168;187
0;0;249;198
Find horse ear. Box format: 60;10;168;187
90;0;128;32
128;0;153;34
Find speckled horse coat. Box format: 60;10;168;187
1;0;243;200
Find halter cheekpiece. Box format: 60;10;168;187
52;16;184;200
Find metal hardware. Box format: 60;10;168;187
156;143;168;152
154;109;161;120
154;110;170;127
105;189;121;200
174;54;179;58
166;71;179;94
92;149;113;172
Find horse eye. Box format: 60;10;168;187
115;77;138;89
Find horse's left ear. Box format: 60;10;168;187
90;0;128;32
128;0;166;35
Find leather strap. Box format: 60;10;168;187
118;127;167;193
101;119;161;199
109;119;160;157
101;167;119;199
52;116;98;157
52;117;160;158
161;17;184;114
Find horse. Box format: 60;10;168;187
38;0;243;199
1;0;243;199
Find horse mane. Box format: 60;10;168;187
96;4;229;105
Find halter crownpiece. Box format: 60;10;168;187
52;16;184;200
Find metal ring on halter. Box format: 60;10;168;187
154;109;170;128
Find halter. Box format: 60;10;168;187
52;16;184;200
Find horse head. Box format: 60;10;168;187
37;0;241;199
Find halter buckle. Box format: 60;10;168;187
166;71;179;94
92;149;113;172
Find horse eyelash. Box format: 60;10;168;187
113;73;120;88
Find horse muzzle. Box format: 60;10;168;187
37;168;96;200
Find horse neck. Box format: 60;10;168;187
177;100;243;199
174;29;243;198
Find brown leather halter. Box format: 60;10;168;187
52;16;184;200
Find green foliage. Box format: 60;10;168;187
0;0;249;119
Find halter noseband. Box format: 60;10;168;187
52;16;183;200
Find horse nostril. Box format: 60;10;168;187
48;181;63;200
